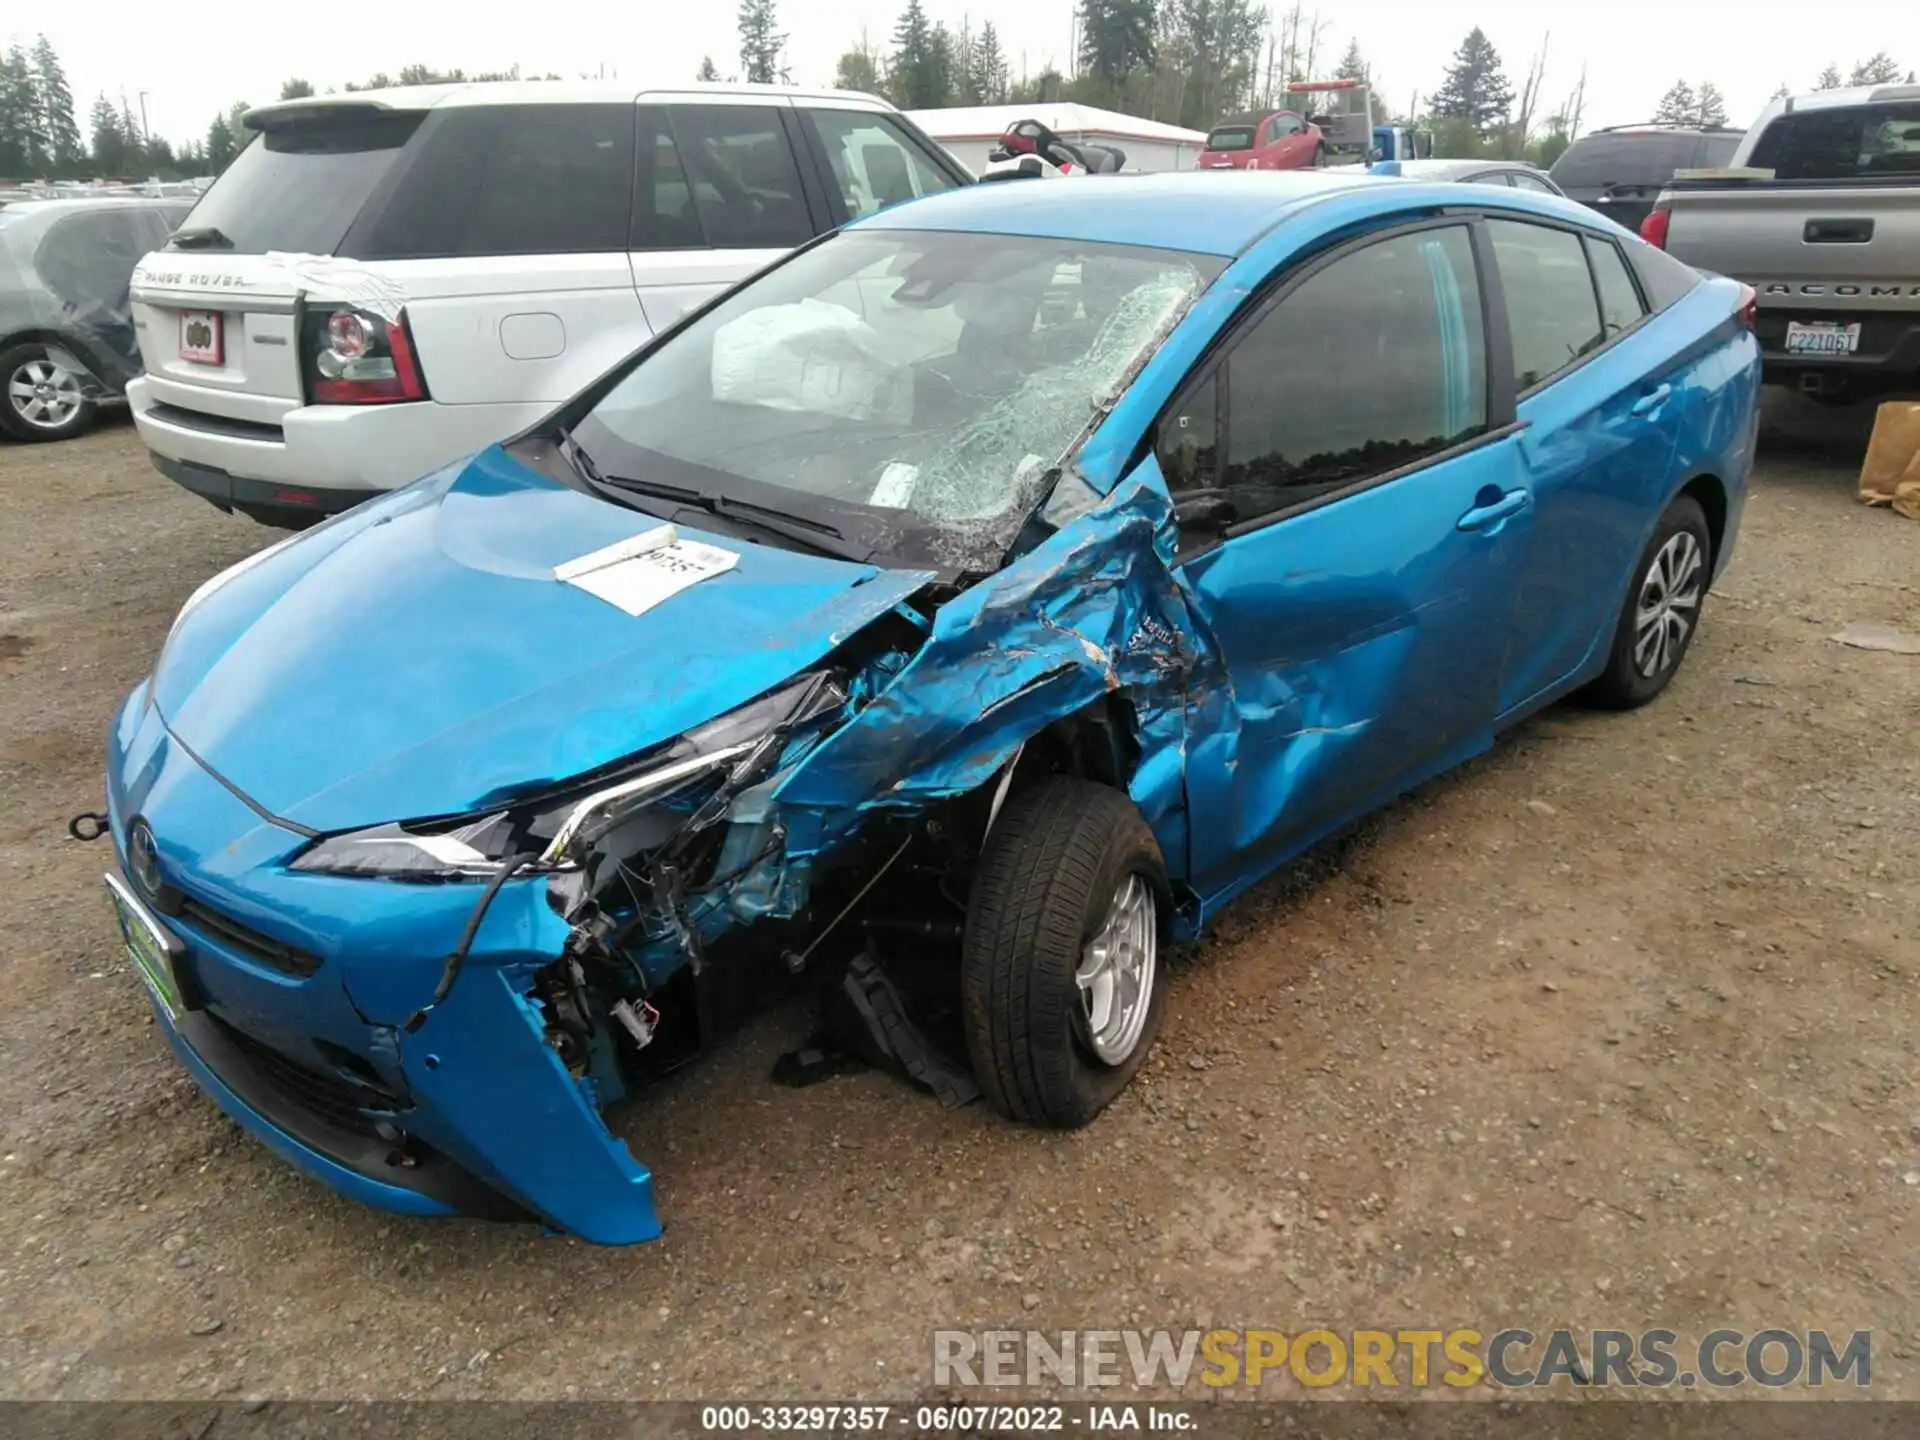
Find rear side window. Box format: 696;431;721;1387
1488;219;1604;390
1586;236;1646;339
1700;132;1743;167
1626;236;1705;312
1511;171;1558;194
1168;225;1487;516
177;111;423;255
642;105;812;251
1549;132;1700;190
802;110;956;221
1205;126;1256;151
347;105;635;259
1747;103;1920;179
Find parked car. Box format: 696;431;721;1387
1644;82;1920;404
0;197;188;441
1369;157;1566;194
1549;123;1745;234
126;82;970;527
1198;110;1330;170
99;171;1760;1244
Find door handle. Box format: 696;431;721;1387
1630;383;1672;417
1456;489;1529;531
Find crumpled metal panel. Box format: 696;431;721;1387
771;461;1237;901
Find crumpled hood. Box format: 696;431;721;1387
153;448;932;833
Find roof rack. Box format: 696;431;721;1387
1593;121;1744;134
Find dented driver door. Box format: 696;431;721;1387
1159;222;1531;907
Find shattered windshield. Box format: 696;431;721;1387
572;229;1223;571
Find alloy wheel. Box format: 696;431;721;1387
1074;873;1157;1066
1633;531;1704;679
7;357;84;431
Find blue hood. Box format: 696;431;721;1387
153;449;934;833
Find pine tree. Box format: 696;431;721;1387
88;94;128;175
971;22;1009;104
280;78;315;100
738;0;783;85
1768;82;1790;102
696;56;722;82
1848;52;1903;86
119;94;146;172
1651;79;1697;126
888;0;943;109
1334;39;1370;86
1813;64;1842;90
205;111;239;173
31;36;83;176
1428;27;1514;140
1694;82;1728;127
0;48;43;177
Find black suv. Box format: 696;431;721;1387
1549;125;1745;235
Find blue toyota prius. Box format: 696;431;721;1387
100;172;1760;1244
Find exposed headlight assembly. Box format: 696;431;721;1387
290;674;841;880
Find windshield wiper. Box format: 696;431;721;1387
170;225;235;250
597;472;874;565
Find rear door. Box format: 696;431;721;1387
1486;216;1685;715
131;106;425;417
628;98;817;334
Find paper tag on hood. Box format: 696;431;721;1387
557;528;739;617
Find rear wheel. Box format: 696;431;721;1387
1584;493;1710;709
1;343;97;442
960;777;1168;1129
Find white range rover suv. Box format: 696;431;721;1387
128;82;968;526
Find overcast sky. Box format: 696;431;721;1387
15;0;1904;151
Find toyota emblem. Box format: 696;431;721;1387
129;820;163;899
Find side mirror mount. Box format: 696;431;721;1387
1173;491;1238;532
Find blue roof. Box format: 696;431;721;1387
854;171;1383;257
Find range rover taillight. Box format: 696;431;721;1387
303;306;428;404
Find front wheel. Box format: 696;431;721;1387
1313;146;1331;169
961;777;1168;1129
0;343;97;442
1584;493;1711;709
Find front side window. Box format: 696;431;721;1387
1165;225;1487;519
804;111;955;220
1488;219;1605;390
575;230;1223;570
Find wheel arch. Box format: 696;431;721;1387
1678;472;1728;581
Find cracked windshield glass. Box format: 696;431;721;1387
573;230;1223;570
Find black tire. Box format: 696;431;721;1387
1584;493;1711;710
960;776;1168;1129
0;342;98;443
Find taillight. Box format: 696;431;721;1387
1735;283;1758;331
304;306;428;404
1639;203;1671;250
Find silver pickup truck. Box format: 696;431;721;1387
1645;83;1920;403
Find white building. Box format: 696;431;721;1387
906;103;1207;176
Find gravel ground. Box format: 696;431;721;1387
0;399;1915;1403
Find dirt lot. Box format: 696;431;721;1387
1;401;1916;1404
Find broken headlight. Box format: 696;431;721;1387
290;675;841;880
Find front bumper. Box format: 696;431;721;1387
105;687;664;1243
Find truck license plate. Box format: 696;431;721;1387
1784;321;1861;356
